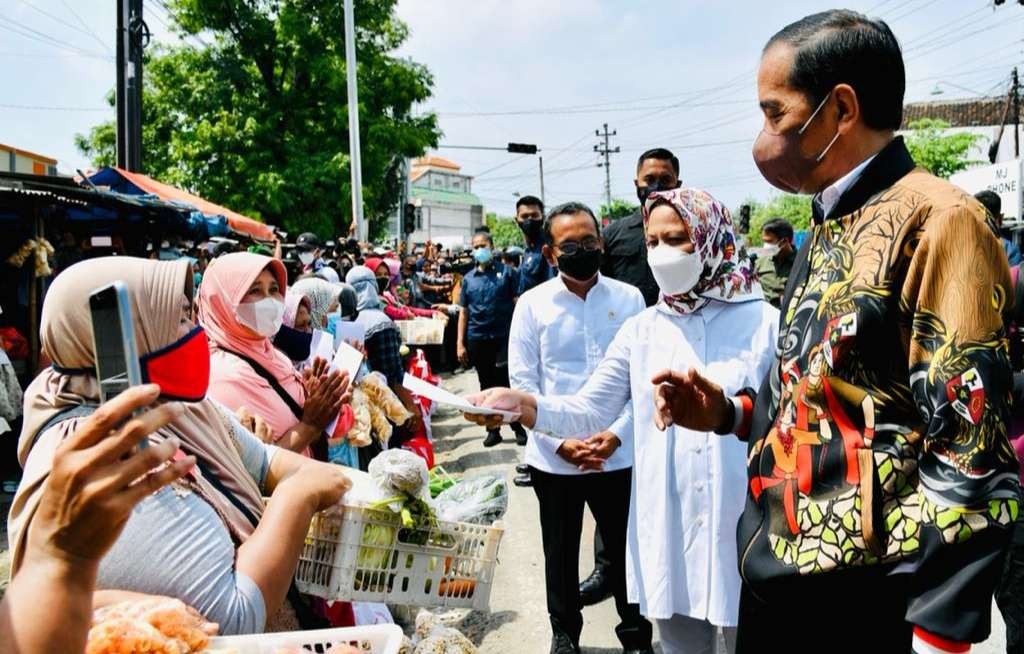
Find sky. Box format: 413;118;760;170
3;0;1023;219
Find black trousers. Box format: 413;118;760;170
736;565;913;654
996;518;1024;654
465;337;523;434
531;466;652;650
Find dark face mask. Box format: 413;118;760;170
272;324;313;363
636;179;681;204
519;218;543;242
376;276;390;294
557;249;602;282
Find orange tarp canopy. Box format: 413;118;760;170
103;167;275;241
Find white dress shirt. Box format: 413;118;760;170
533;300;779;625
509;274;645;474
818;152;877;217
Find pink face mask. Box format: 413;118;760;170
751;91;840;193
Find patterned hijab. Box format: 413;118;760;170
643;187;762;315
291;277;340;330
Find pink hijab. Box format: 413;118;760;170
198;252;306;441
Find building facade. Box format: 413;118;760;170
0;143;58;176
408;155;483;247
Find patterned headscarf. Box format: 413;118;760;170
642;187;762;315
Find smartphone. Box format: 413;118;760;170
89;282;148;448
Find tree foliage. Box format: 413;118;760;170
75;0;440;239
484;212;525;248
599;198;639;221
904;118;983;179
742;194;812;246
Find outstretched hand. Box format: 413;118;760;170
650;368;729;432
462;387;529;430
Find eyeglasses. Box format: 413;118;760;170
556;237;600;255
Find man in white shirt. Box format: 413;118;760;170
509;202;652;654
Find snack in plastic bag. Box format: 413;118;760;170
434;474;508;525
410;609;478;654
347;387;373;447
367;395;393;445
369;449;430;500
360;372;412;425
87;597;216;654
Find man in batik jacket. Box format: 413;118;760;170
654;10;1021;654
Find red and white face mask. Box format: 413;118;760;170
139;325;211;402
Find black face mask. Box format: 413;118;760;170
376;276;390;294
636;179;681;204
272;324;313;363
557;249;602;282
519;219;543;242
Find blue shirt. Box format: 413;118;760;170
460;263;519;341
1004;237;1023;266
517;241;555;295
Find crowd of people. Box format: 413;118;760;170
2;7;1024;654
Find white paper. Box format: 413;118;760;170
331;341;364;379
333;321;367;349
402;374;519;421
307;329;335;368
325;341;365;436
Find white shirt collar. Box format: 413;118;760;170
817;153;877;217
553;272;605;301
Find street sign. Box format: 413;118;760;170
951;158;1022;220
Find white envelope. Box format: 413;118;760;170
325;341;365;437
402;374;519;422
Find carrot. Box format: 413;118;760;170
439;578;477;597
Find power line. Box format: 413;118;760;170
17;0;113;55
437;98;748;118
0;102;112;111
0;15;110;58
58;0;113;54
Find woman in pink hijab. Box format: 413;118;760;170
198;252;348;455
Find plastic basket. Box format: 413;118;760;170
206;624;403;654
294;504;503;611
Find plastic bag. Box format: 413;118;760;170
368;449;430;501
348;388;373;447
360;372;412;425
409;609;478;654
434;474;508;525
366;396;393;445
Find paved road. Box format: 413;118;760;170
425;369;1008;654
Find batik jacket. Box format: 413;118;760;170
736;137;1021;646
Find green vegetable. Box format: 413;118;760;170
428;466;459;499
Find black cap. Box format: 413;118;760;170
296;232;323;251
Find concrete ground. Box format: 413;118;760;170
422;369;1009;654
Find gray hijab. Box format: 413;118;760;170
345;266;395;338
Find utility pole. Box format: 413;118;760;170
344;0;366;241
1013;66;1020;158
538;156;545;206
116;0;147;171
594;123;619;210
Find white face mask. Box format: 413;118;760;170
647;243;703;296
236;297;286;337
762;242;781;258
298;251;315;266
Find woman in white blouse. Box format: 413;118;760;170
467;187;779;654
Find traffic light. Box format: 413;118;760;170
738;204;751;234
506;143;538;154
403;203;417;235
